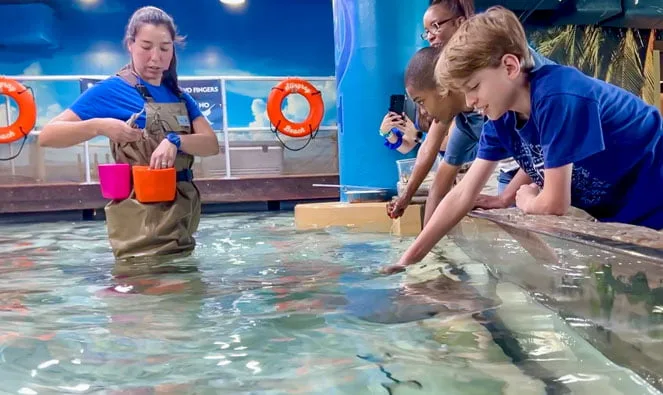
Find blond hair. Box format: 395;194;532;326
436;6;533;92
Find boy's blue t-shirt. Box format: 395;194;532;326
477;64;663;229
443;46;555;166
69;76;203;128
442;111;483;166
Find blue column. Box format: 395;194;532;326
333;0;429;200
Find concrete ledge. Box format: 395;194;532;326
294;201;424;236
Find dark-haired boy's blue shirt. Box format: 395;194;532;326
478;64;663;229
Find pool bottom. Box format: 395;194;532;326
0;212;659;394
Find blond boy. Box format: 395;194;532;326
383;6;663;274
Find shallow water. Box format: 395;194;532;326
0;212;659;394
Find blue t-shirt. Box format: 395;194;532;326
443;46;555;166
70;76;203;128
477;64;663;229
443;111;483;166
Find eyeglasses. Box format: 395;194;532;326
420;17;455;40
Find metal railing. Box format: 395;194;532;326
2;74;337;183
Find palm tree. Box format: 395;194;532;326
529;25;658;107
641;29;659;107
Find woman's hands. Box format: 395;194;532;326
380;112;406;135
97;118;143;144
150;138;178;169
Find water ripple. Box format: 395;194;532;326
0;213;657;394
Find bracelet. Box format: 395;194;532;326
166;132;182;149
379;129;392;137
384;129;403;150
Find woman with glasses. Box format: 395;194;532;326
378;1;472;158
387;0;479;219
421;0;473;47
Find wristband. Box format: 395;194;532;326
166;132;182;149
379;129;392;137
384;129;403;150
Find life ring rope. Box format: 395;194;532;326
269;120;320;152
0;78;35;161
269;117;320;152
266;78;325;151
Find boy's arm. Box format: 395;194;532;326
483;168;533;206
475;168;532;209
501;168;532;204
400;119;451;202
423;161;460;226
516;165;572;215
522;94;605;216
422;120;481;226
383;159;498;274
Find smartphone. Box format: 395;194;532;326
389;94;406;115
389;94;419;125
403;97;418;125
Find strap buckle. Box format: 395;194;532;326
176;169;193;182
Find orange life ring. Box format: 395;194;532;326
0;77;36;144
266;78;324;138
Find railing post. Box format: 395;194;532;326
84;141;91;183
220;78;232;178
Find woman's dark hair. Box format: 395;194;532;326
124;6;185;96
429;0;475;18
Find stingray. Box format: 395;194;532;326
247;262;502;325
342;271;502;324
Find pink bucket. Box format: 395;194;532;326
98;163;131;200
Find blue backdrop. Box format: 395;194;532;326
333;0;428;197
0;0;337;130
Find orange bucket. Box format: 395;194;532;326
132;166;176;203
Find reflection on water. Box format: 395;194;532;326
0;213;659;394
451;216;663;392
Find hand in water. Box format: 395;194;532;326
380;263;407;275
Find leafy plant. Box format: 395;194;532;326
528;25;658;106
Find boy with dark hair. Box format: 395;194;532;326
398;46;489;225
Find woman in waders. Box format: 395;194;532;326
40;6;220;260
